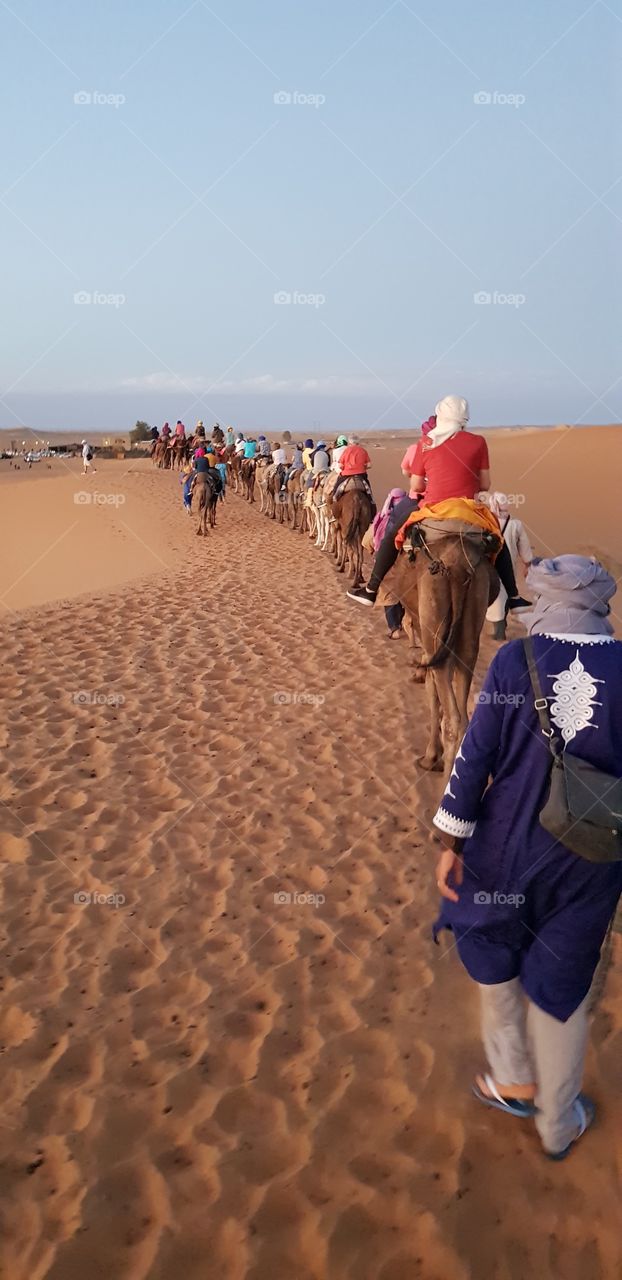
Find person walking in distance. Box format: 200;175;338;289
81;440;96;475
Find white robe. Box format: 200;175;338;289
486;516;533;621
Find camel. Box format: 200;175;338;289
240;458;256;503
314;471;339;551
302;480;319;541
255;458;273;515
170;436;186;470
392;525;499;776
331;480;373;585
309;473;332;548
194;476;219;535
228;450;242;493
285;469;306;529
267;463;288;523
153;438;170;468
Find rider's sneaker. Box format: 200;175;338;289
347;585;377;606
506;595;531;611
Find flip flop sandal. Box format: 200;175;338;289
545;1093;595;1160
472;1073;537;1117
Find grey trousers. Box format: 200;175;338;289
478;978;590;1154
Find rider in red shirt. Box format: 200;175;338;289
331;435;375;509
347;396;529;609
406;430;489;505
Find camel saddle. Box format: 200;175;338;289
403;518;501;572
414;517;500;542
338;474;369;495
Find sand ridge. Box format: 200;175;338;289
0;455;620;1279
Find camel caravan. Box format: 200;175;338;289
151;410;622;1164
154;397;533;779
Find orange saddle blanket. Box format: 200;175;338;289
395;498;502;555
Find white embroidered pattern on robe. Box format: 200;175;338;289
433;807;476;839
548;650;604;743
444;741;465;800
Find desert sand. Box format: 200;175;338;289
0;428;620;1280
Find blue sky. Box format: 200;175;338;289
2;0;621;432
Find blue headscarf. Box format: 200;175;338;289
522;556;615;636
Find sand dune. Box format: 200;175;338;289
0;433;620;1279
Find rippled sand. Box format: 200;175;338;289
0;449;620;1279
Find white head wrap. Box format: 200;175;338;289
427;395;469;447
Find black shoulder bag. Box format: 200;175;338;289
523;636;622;863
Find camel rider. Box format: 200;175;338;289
272;442;287;464
308;440;330;488
243;438;258;460
214;449;228;500
347;396;529;608
161;422;171;439
234;433;246;457
226;426;235;448
332;434;375;509
181;462;194;513
301;438;314;470
281;442;304;490
192;447;222;497
175;420;186;438
257;434;272;459
149;424;159;442
331;435;348;470
191;421;206;450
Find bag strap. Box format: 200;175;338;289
522;636;561;757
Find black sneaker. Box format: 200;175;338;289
347;586;377;606
506;596;531;611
